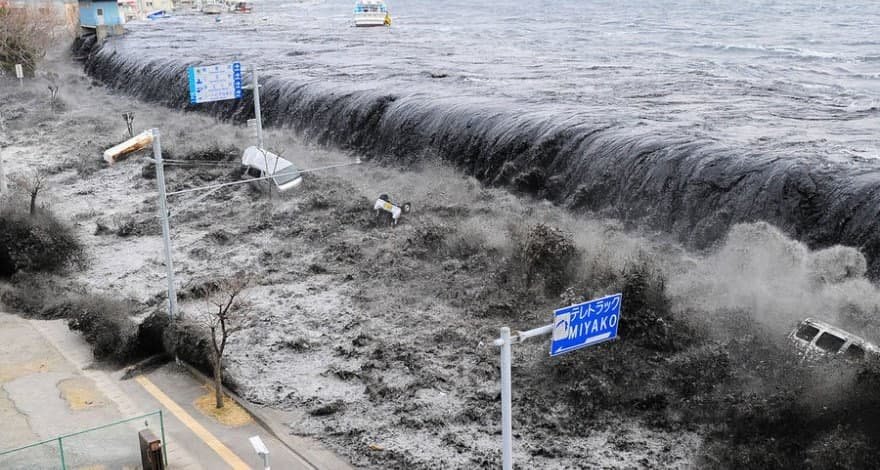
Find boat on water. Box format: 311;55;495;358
201;1;224;14
354;0;391;27
231;1;253;13
146;10;172;19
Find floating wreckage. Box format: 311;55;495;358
374;194;411;226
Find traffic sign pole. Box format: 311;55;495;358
494;325;551;470
491;294;621;469
500;327;513;470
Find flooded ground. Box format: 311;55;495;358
5;57;880;467
4;1;880;467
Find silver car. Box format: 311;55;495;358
789;318;879;362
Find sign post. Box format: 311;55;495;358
251;66;264;149
491;293;622;470
14;64;23;86
499;327;513;470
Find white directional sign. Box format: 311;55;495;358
187;62;243;104
550;293;622;356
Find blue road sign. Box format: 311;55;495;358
187;62;243;104
550;293;622;356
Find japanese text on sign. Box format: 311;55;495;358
187;62;243;104
550;293;622;356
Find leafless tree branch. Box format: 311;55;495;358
199;275;251;408
0;5;62;76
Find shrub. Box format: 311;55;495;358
0;274;56;315
617;261;691;351
0;206;82;277
406;223;490;261
137;310;171;357
161;317;214;374
665;344;731;397
700;390;812;468
142;310;233;386
406;223;451;257
803;426;880;470
516;223;579;295
443;227;488;260
64;295;141;362
0;6;62;76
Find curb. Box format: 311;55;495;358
175;360;353;470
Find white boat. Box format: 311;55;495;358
231;1;253;13
202;2;224;14
354;0;390;27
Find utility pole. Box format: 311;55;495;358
0;143;5;194
0;112;6;194
152;129;178;321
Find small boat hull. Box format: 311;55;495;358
202;4;224;14
355;19;386;26
354;13;388;26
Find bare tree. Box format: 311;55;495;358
43;71;60;110
200;277;250;409
0;6;61;76
14;168;46;215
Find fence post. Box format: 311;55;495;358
159;410;168;466
58;437;66;470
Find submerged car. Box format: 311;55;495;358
241;146;303;192
789;318;879;362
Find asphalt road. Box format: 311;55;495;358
0;311;351;470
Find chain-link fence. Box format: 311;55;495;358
0;410;166;469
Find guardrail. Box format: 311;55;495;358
0;410;166;469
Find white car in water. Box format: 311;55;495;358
789;318;879;362
241;146;303;192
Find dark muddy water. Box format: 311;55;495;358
81;0;880;271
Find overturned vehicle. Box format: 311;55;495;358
790;318;880;362
241;146;303;192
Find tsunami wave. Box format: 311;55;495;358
74;36;880;277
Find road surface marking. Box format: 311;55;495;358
135;375;250;470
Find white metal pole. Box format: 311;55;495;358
252;66;264;149
0;147;6;193
152;129;178;321
0;112;6;194
500;326;513;470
